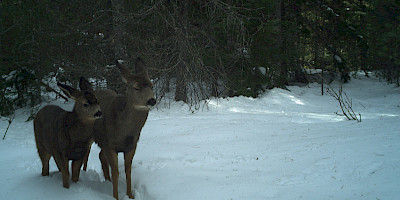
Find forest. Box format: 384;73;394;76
1;0;399;116
1;1;400;199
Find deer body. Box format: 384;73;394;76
35;106;96;160
34;78;101;188
93;58;155;199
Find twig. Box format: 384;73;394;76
2;113;15;140
39;81;69;102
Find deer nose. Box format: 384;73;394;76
94;111;102;118
147;98;156;106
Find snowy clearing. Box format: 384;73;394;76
1;75;400;200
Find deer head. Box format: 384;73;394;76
116;57;156;111
58;77;102;120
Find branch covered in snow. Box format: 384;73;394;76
322;5;339;17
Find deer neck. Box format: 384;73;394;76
120;95;149;123
71;108;96;126
64;111;95;142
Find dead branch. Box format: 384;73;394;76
327;83;361;122
2;113;15;140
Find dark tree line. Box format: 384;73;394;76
1;0;399;116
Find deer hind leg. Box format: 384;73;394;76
37;148;51;176
99;150;111;181
102;148;119;200
53;154;70;188
124;147;136;199
39;153;51;176
71;159;83;183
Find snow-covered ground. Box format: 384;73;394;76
1;75;399;200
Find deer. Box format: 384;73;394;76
92;57;156;199
34;77;102;188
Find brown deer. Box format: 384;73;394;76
34;77;102;188
92;57;156;199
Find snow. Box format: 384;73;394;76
335;55;342;63
258;67;267;76
1;75;400;200
2;70;17;81
323;5;340;17
304;68;322;74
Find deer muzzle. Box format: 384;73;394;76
147;98;156;106
94;111;103;118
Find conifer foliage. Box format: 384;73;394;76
1;0;398;115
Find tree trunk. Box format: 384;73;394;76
107;0;126;93
112;0;126;59
175;62;188;103
174;1;189;103
276;0;288;87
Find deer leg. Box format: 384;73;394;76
82;141;93;171
124;147;136;199
53;154;70;188
99;150;111;181
103;148;119;199
54;157;62;172
71;159;83;182
82;148;90;171
38;150;51;176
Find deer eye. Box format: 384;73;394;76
133;82;141;90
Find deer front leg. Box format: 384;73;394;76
71;159;83;182
82;148;90;171
103;148;119;199
53;154;70;188
82;141;93;171
99;150;111;181
124;147;137;199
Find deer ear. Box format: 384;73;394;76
79;77;93;92
135;57;149;78
116;60;132;83
57;82;81;100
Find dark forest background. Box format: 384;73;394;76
1;0;399;116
